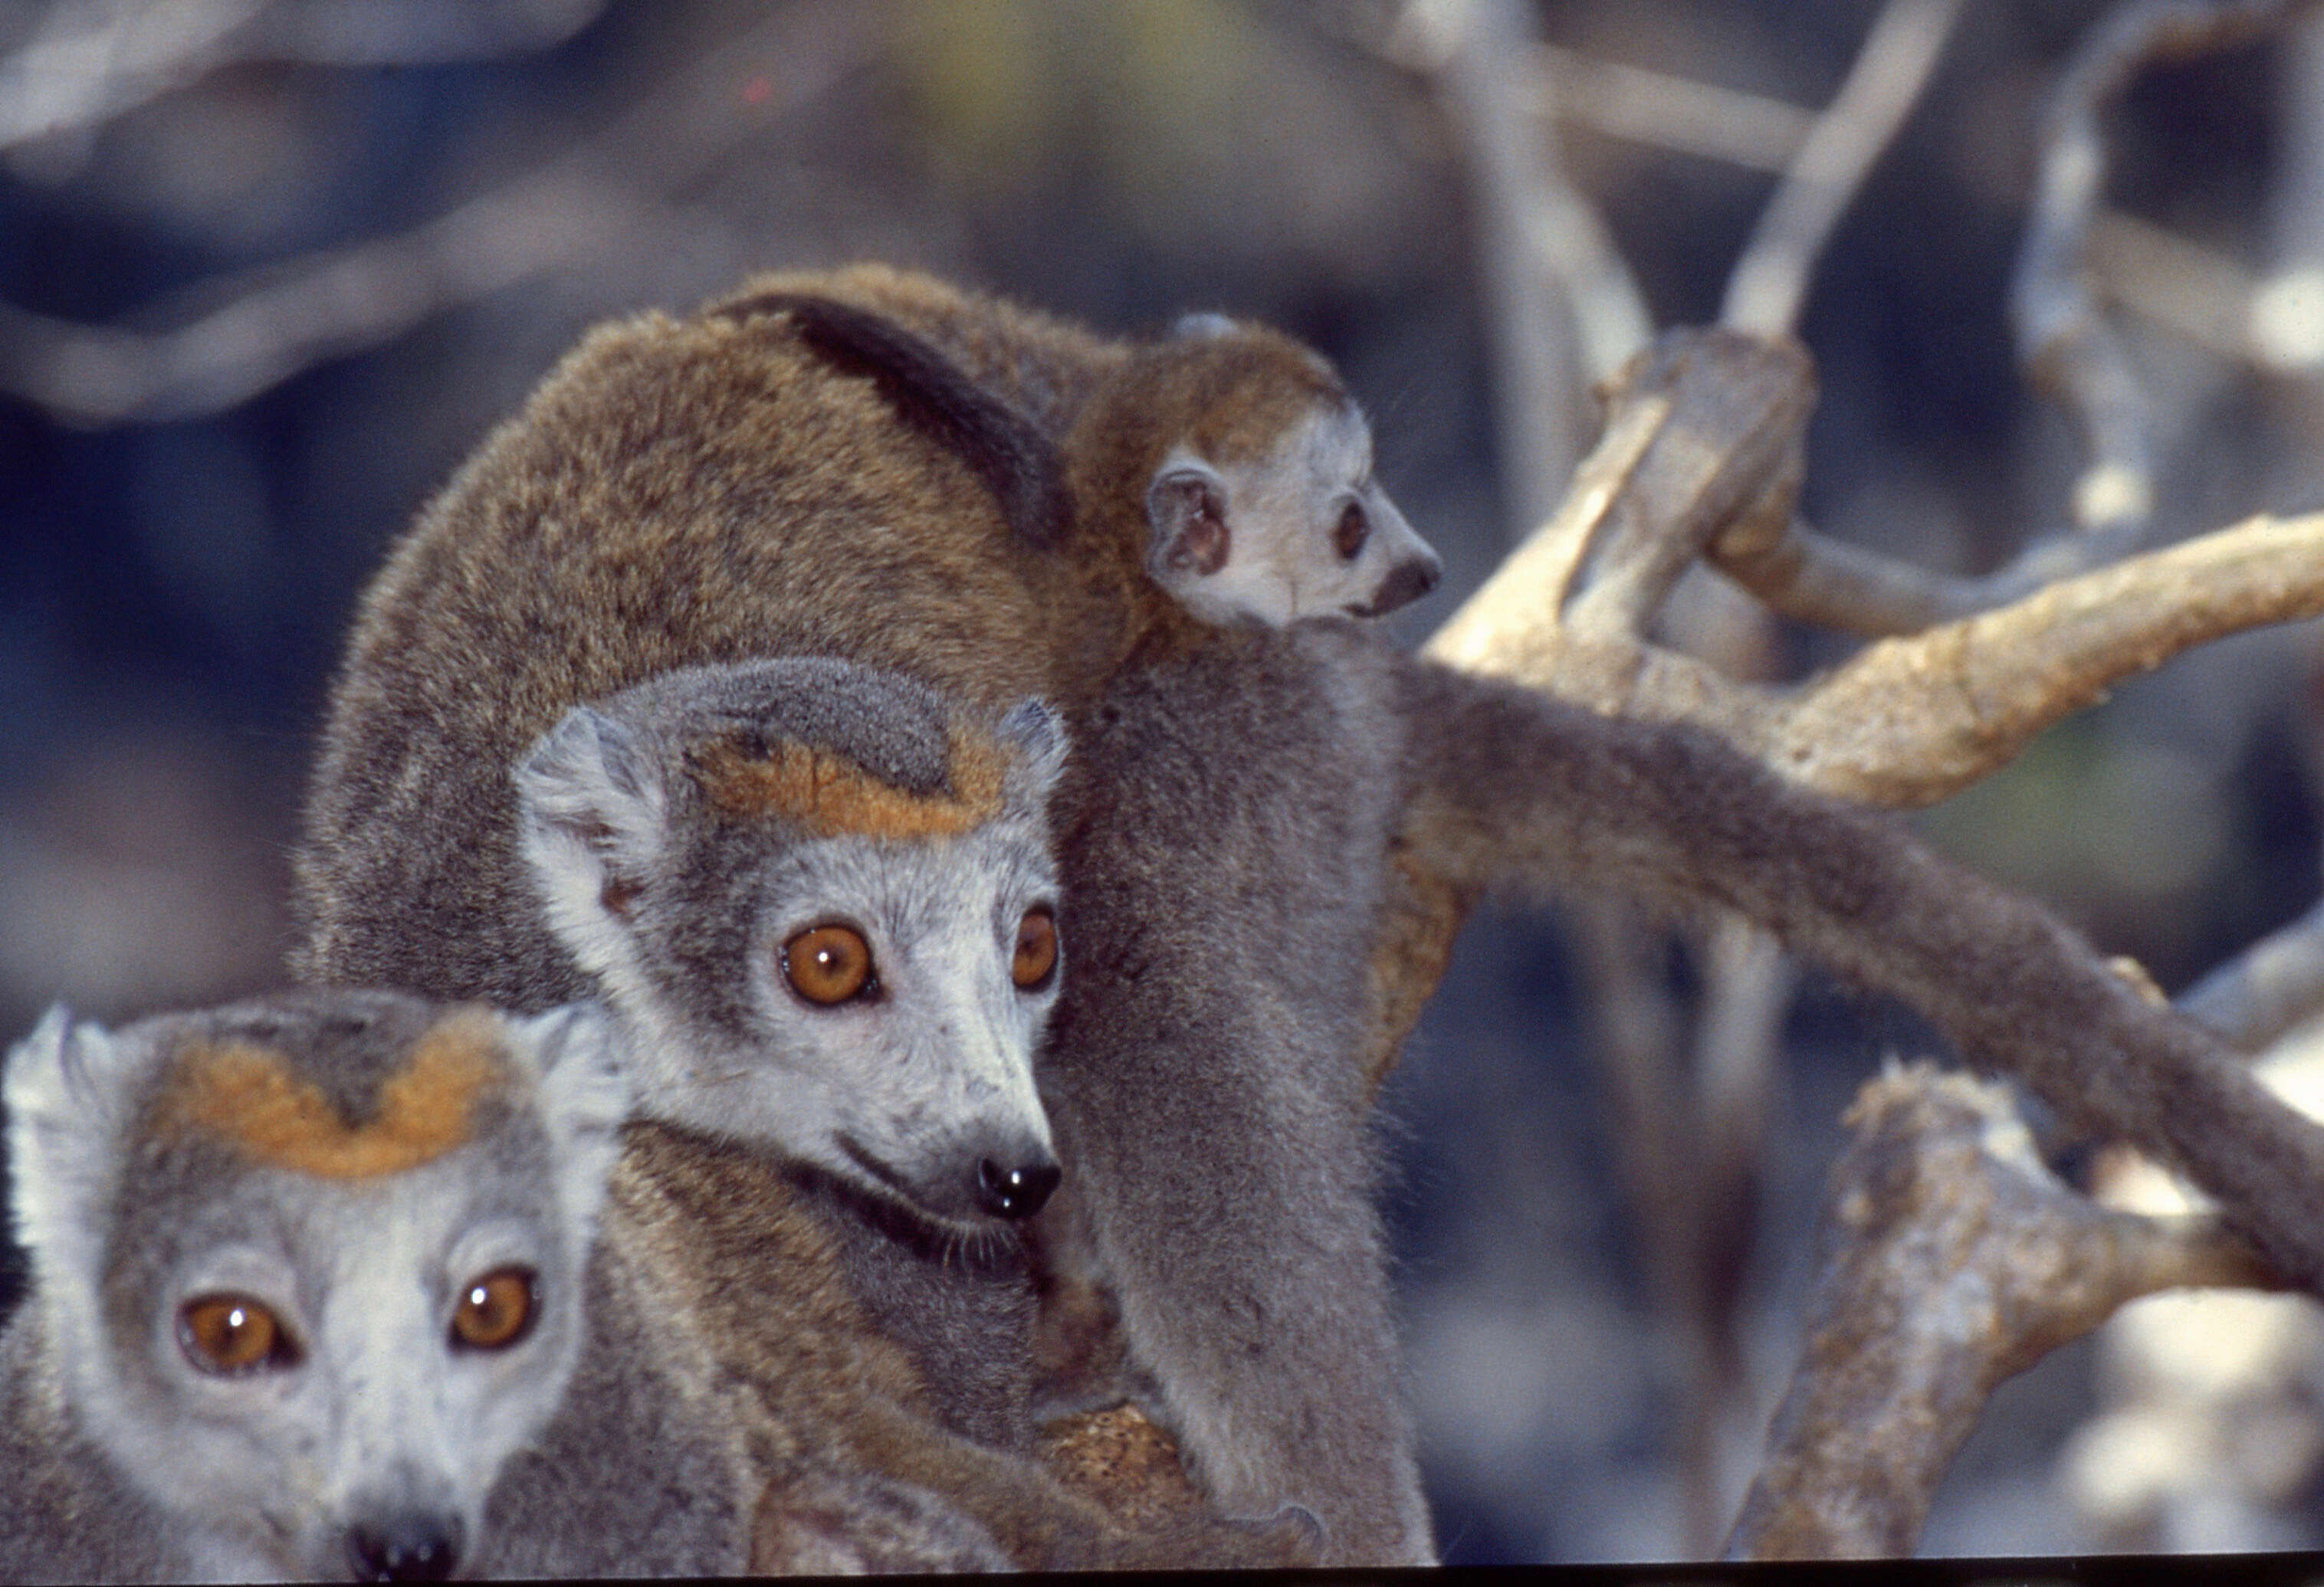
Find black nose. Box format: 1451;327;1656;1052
346;1514;462;1582
975;1155;1061;1219
1361;556;1441;618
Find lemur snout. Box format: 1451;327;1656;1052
975;1153;1061;1219
346;1512;463;1582
1358;555;1441;618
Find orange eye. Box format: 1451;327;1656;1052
784;923;875;1005
1012;908;1059;991
451;1267;537;1351
179;1294;294;1376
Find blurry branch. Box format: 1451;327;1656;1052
0;0;605;153
1688;2;1962;1530
1;0;271;150
0;4;870;423
1426;328;2324;808
2180;897;2324;1051
2090;208;2324;375
1391;0;1650;535
2011;0;2311;546
1722;0;1964;336
1723;1064;2281;1560
1522;43;1809;173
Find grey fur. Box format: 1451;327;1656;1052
514;656;1068;1231
1029;619;1430;1558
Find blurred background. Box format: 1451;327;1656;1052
5;0;2324;1562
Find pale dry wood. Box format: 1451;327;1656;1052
1723;1064;2280;1560
1521;42;1812;173
1424;330;2324;809
1422;0;1649;528
2181;896;2324;1053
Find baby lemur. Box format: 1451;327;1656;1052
294;269;2324;1565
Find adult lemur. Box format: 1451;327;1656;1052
294;268;2324;1566
0;989;1018;1580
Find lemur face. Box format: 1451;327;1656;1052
517;659;1069;1235
1144;402;1442;629
5;995;626;1583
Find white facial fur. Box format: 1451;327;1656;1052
3;1001;629;1580
1144;402;1442;628
517;677;1069;1229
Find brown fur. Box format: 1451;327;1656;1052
160;1013;501;1179
609;1123;1309;1572
691;726;1006;840
294;303;1086;1007
707;266;1361;676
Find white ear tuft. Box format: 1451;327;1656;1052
514;704;666;984
5;1007;139;1294
504;1002;632;1238
998;698;1069;805
1170;311;1239;341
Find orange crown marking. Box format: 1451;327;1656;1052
694;726;1006;841
165;1012;504;1180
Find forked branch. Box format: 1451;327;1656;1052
1723;1064;2280;1559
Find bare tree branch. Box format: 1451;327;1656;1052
1722;0;1965;337
1769;508;2324;805
1724;1064;2281;1560
1404;0;1651;537
1521;42;1811;174
0;3;872;424
0;0;606;156
1426;329;2324;807
2180;897;2324;1051
2012;0;2308;542
0;0;272;152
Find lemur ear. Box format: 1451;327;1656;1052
503;1002;631;1235
996;697;1068;806
1170;310;1239;341
515;704;667;979
1145;460;1232;582
5;1007;138;1281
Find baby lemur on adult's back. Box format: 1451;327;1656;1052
297;268;2324;1565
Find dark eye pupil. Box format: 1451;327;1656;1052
1334;503;1368;560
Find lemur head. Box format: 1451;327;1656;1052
515;656;1068;1233
1118;313;1442;629
4;990;628;1582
